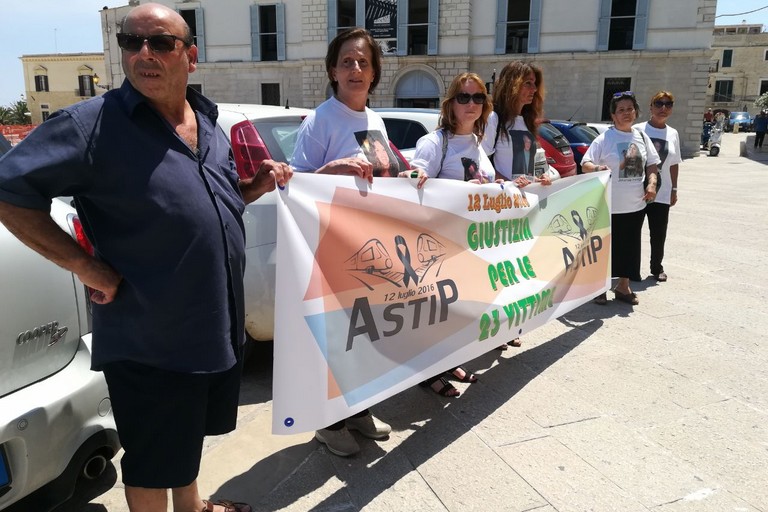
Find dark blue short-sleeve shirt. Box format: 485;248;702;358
0;80;245;373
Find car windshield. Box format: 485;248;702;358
730;112;748;120
538;123;570;149
560;124;596;144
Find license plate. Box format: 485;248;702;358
0;446;10;489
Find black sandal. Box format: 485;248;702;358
202;499;253;512
507;338;522;347
449;366;478;383
419;376;460;397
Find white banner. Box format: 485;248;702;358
272;172;611;434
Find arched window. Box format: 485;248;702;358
34;66;49;92
394;70;438;108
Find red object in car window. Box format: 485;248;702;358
231;119;272;179
536;122;577;178
388;141;411;172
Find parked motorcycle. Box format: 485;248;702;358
701;121;722;157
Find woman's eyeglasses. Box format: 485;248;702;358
117;33;190;53
612;91;635;98
455;93;487;105
653;100;674;109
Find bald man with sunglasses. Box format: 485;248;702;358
0;4;290;511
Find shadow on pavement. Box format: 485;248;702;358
210;302;608;511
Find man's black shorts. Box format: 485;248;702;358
103;358;242;488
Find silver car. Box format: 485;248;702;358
0;199;119;510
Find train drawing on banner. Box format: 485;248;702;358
345;233;446;289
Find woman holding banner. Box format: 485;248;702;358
582;91;660;305
482;61;557;349
291;28;425;457
407;72;495;396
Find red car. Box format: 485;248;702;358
536;121;577;177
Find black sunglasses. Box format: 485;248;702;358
117;33;191;53
612;90;635;98
455;93;486;105
653;100;674;108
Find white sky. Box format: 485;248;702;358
0;1;767;107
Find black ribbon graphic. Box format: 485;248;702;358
571;210;588;241
395;235;419;287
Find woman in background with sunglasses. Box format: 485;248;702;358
481;61;555;349
582;91;661;305
406;72;495;396
634;91;681;283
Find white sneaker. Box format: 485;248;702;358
345;413;391;439
315;427;360;456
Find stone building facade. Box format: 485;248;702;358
100;0;716;157
708;23;768;116
21;54;107;125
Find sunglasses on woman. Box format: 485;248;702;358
653;100;674;108
117;33;191;53
455;93;486;105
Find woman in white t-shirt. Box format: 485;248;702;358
481;61;556;350
634;91;682;283
481;61;558;186
582;91;661;305
291;28;422;458
409;72;498;396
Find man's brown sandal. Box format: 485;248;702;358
202;499;253;512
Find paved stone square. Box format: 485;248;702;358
53;132;768;512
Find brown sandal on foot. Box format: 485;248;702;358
203;499;253;512
613;289;639;305
450;366;478;383
419;376;460;397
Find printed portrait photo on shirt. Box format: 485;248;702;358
650;137;668;167
461;157;491;183
355;130;399;177
617;142;644;179
509;130;536;178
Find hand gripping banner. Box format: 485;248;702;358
272;172;611;434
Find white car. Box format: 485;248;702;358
216;103;314;342
586;122;613;135
0;199;119;511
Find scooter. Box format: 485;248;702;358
702;121;722;156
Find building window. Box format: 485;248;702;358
494;0;541;54
262;83;280;106
397;0;439;56
42;111;50;122
608;0;635;50
34;75;49;92
597;0;649;51
505;0;529;53
251;4;285;61
714;80;734;102
338;0;357;33
78;75;96;97
179;8;206;62
722;49;733;68
759;80;768;97
601;76;632;120
764;49;768;61
394;69;439;107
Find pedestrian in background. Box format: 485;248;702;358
754;110;768;150
0;4;290;511
634;91;682;283
582;91;660;306
703;108;713;123
291;27;416;457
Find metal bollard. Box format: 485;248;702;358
734;122;740;134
